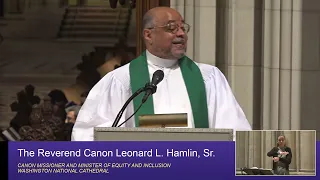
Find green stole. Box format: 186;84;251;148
129;51;209;128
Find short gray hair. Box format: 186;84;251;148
65;105;81;118
141;12;154;38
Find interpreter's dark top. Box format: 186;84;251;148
267;146;292;171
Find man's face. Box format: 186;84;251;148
66;111;76;124
144;10;189;59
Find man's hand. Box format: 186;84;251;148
273;157;279;162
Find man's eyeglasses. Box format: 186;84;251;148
147;22;190;34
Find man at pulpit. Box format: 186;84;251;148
71;7;252;141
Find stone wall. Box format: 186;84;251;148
171;0;320;139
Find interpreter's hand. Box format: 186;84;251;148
280;152;289;155
273;157;279;162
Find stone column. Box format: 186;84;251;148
260;0;320;135
279;0;293;129
216;0;258;128
235;131;246;168
299;131;316;172
253;131;262;167
261;0;305;131
262;0;280;130
295;131;301;172
247;131;254;167
299;0;320;140
283;131;297;170
263;131;274;169
175;0;320;136
290;0;303;131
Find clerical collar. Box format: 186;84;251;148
146;50;178;68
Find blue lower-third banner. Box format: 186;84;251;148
8;141;320;180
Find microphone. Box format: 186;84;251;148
112;70;164;127
142;70;164;103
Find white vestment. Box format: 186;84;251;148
72;51;252;141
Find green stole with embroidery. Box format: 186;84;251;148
129;51;209;128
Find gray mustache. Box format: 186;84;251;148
172;38;185;43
